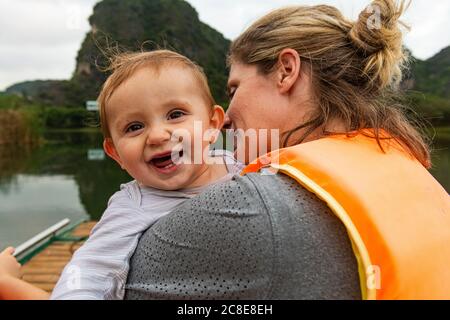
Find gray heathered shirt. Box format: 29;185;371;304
124;172;362;300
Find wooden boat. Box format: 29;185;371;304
15;219;97;293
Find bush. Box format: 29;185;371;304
0;94;30;110
0;109;42;145
406;92;450;126
41;107;98;129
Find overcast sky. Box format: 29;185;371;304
1;0;449;91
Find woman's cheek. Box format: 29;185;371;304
227;104;244;130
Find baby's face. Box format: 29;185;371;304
104;66;223;190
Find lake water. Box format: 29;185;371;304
0;130;131;250
0;130;449;250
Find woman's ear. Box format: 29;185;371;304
277;48;301;94
103;138;124;169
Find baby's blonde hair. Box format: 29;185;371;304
229;0;431;168
98;50;215;138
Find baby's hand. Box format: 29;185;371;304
0;247;22;279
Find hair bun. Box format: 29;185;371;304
348;0;409;89
349;0;406;54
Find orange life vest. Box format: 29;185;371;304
242;130;450;300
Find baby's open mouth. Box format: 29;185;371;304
149;150;184;171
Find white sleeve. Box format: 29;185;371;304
50;188;151;300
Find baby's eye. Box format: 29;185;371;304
125;123;144;133
167;110;186;120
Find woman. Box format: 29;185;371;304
125;0;450;299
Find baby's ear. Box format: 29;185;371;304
209;105;225;130
103;138;124;169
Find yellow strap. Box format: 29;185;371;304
270;163;377;300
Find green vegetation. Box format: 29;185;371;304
432;126;450;140
0;109;40;145
0;94;97;146
41;108;98;129
0;93;33;110
402;46;450;127
410;47;450;99
405;92;450;126
0;95;42;146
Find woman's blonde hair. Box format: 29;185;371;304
229;0;431;167
98;50;215;138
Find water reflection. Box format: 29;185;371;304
0;130;131;249
37;130;131;220
0;175;87;248
87;149;105;161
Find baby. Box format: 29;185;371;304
0;50;243;300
